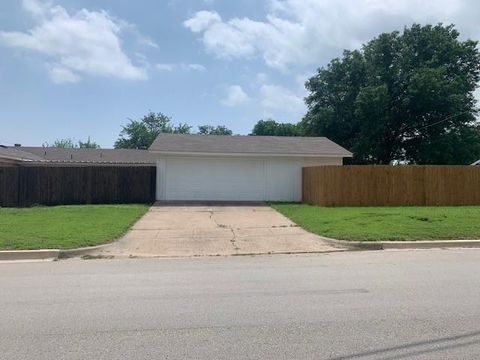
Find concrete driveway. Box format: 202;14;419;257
96;205;347;257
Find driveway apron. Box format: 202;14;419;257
95;205;347;257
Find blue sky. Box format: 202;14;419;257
1;0;479;147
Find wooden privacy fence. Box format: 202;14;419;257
302;165;480;206
0;165;156;207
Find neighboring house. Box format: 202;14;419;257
149;134;352;202
11;147;156;165
0;146;44;166
472;160;480;166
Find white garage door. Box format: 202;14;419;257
156;156;342;202
163;157;266;201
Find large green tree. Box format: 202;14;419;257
301;24;480;164
114;112;191;149
251;119;301;136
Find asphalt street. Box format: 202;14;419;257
1;249;480;359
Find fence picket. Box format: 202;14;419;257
302;165;480;206
0;165;156;207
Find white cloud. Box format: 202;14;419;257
260;84;306;120
185;0;480;70
138;37;159;49
256;73;268;84
156;63;176;72
222;85;249;106
184;10;221;32
185;63;206;72
48;65;80;84
0;0;147;83
156;63;206;72
295;73;310;88
22;0;50;17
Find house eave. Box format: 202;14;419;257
149;150;353;158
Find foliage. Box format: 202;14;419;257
175;123;193;134
43;137;100;148
198;125;233;135
43;138;76;148
273;204;480;241
0;205;148;250
301;24;480;164
251;119;301;136
114;112;191;149
78;136;100;149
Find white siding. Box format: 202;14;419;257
156;156;342;202
265;157;341;201
155;159;166;201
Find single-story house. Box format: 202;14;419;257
2;135;351;202
149;134;352;202
17;147;156;165
0;146;44;166
0;146;157;207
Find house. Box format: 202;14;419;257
2;135;351;203
6;147;156;166
0;146;44;166
0;146;157;207
473;160;480;166
149;134;352;202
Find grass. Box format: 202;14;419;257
0;204;149;250
272;204;480;241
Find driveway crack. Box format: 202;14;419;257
209;210;222;227
209;210;238;251
229;228;239;251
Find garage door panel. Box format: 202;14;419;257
165;158;265;201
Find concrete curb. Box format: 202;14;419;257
3;239;480;261
58;243;114;259
319;237;384;251
0;249;60;261
319;237;480;250
0;243;113;261
376;239;480;249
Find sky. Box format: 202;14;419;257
0;0;479;147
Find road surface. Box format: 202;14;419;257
1;249;480;359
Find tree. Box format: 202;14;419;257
251;119;301;136
301;24;480;164
43;137;101;148
78;136;100;149
198;125;233;135
114;112;191;149
43;138;76;148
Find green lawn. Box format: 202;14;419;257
0;205;149;250
272;204;480;241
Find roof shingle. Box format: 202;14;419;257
0;147;44;162
149;134;352;157
17;147;156;164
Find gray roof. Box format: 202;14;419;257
149;134;352;157
0;146;44;162
17;147;156;164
